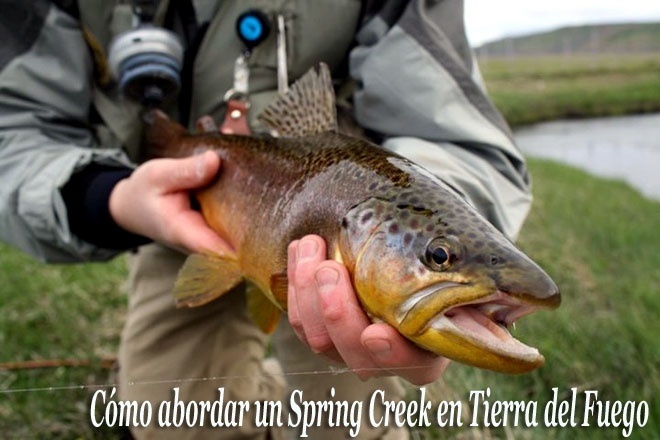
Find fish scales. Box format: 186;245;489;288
148;64;560;374
176;132;410;284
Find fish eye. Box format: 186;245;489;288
424;238;453;271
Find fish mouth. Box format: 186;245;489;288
432;292;543;360
398;283;554;372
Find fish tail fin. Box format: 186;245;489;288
144;109;188;158
258;62;338;137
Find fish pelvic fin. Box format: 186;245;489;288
173;253;243;307
247;284;282;334
258;62;338;137
144;109;187;159
269;272;289;308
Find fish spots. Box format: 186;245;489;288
403;232;413;247
361;211;374;224
388;223;400;234
437;220;449;228
393;202;434;218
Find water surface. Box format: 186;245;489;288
514;114;660;200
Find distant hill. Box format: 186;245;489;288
476;22;660;57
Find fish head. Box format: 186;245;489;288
339;195;560;374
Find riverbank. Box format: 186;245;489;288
1;159;658;438
479;53;660;126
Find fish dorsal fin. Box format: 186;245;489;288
144;109;188;159
258;62;338;137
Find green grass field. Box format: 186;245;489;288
1;159;658;438
479;53;660;126
0;252;127;438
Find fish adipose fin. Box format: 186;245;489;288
247;284;282;334
258;62;338;137
173;253;243;307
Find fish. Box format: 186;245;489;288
146;63;560;374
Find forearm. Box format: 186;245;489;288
0;129;141;262
0;3;141;262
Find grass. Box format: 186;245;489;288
0;253;128;438
1;159;658;438
479;53;660;126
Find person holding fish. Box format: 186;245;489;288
0;0;558;439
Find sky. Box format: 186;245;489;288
464;0;660;47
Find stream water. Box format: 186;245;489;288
513;113;660;200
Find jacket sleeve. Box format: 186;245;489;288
0;2;137;262
349;0;531;240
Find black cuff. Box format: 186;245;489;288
61;164;152;250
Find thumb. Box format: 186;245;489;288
161;150;221;191
194;150;221;183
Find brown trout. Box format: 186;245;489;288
147;64;560;374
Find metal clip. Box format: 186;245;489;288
276;14;289;95
223;53;250;102
220;54;252;135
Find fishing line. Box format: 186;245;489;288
0;364;433;395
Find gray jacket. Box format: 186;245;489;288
0;0;531;263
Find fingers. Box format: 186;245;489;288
109;151;230;255
150;150;220;192
287;236;343;363
362;324;451;385
287;235;448;385
168;210;234;255
313;260;386;378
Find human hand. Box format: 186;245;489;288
287;235;450;385
109;150;231;255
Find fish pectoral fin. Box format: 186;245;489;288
173;253;243;307
269;272;289;307
257;63;338;137
247;285;282;334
